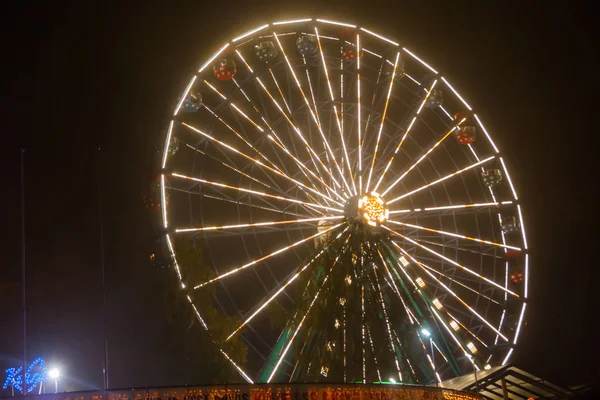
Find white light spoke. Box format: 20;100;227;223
371;259;403;380
273;31;353;195
423;201;509;211
185;143;272;189
226;228;349;341
418;262;501;306
194;222;344;289
378;122;460;195
446;310;490;348
315;28;356;194
387;220;521;251
357;33;363;193
366;52;400;192
303;56;320;126
502;348;514;365
236;49;346;194
385;226;519;298
181;122;342;207
396;244;507;351
268;68;293;114
175;215;343;233
266;135;346;202
365;325;383;382
361;282;366;383
172;172;343;214
374;80;439;193
201;103;283;174
203;81;265;132
266;250;344;383
387;156;495;204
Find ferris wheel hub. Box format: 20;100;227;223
344;192;389;227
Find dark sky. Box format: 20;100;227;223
1;0;598;393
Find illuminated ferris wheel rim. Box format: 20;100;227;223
158;17;529;384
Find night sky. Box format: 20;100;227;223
1;0;597;393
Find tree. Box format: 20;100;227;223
154;236;248;384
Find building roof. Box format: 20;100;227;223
440;364;575;399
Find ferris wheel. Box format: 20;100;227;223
158;17;529;385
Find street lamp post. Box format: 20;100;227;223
48;369;60;393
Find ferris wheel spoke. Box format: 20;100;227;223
266;247;346;383
384;226;518;298
184;143;273;190
412;237;506;261
370;255;404;381
235;49;347;196
265;135;346;203
267;68;293;115
172;172;342;216
378;121;464;196
174;215;343;234
387;155;496;205
205;81;331;199
392;242;510;344
356;33;364;193
387;220;521;251
200;104;283;176
390;247;496;371
230;76;330;199
389;200;514;216
417;261;502;306
227;228;349;342
379;245;463;376
204;80;266;135
168;186;314;219
193;222;344;289
274;32;354;195
365;52;401;193
445;310;490;350
314;27;356;195
372;79;438;193
181;122;342;207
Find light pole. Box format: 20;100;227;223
48;369;60;393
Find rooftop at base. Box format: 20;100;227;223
2;383;482;400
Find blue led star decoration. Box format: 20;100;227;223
2;357;47;393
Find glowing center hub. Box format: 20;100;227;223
358;192;389;226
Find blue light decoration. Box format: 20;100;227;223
2;357;47;393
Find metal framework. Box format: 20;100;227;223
159;18;529;385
